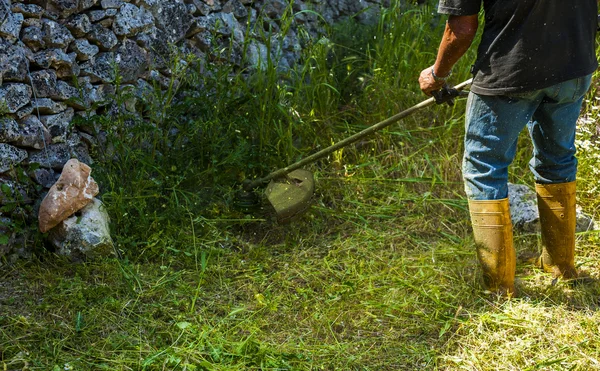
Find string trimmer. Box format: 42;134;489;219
237;79;473;222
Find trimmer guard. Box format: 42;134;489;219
265;169;314;223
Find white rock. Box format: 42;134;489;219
48;198;114;261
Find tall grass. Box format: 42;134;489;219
82;0;477;260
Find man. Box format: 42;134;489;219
419;1;598;296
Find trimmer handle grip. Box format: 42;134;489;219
431;84;468;106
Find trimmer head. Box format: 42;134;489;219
265;169;315;223
234;188;261;212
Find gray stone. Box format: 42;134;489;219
55;52;80;79
356;3;380;25
48;198;114;261
137;0;161;8
32;48;75;70
32;49;58;69
21;26;46;52
262;0;287;18
508;183;597;233
282;29;300;51
42;19;75;48
27;142;71;169
115;39;149;83
136;26;170;68
192;30;213;52
187;3;197;15
77;131;98;148
0;118;20;143
30;98;68;115
246;40;268;70
87;24;118;50
15;115;51;150
101;0;124;9
67;133;93;164
211;13;232;36
81;0;98;11
40;107;75;143
281;50;298;70
53;80;79;100
108;83;136;112
29;70;59;98
89;83;115;105
65;14;92;37
148;0;192;43
248;7;258;23
0;41;30;81
147;69;171;89
44;9;61;21
220;12;244;43
31;167;59;188
80;52;116;83
0;83;32;113
69;38;99;61
0;0;9;24
508;184;540;234
47;0;79;18
0;178;32;205
87;9;108;22
18;39;37;58
576;206;597;232
181;38;207;62
53;80;89;109
77;76;94;93
0;144;28;173
228;40;243;66
15;105;34;120
23;17;43;27
97;17;113;28
0;12;24;43
223;0;248;19
75;113;101;135
11;3;45;18
113;3;153;36
190;0;222;15
186;15;214;37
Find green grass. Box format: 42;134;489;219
3;0;600;370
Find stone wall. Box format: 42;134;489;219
0;0;390;257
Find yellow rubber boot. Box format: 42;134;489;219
468;198;516;296
536;181;578;279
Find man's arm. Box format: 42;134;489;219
419;14;479;95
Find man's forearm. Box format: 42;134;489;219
433;15;479;77
419;14;479;96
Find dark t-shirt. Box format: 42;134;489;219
438;0;598;95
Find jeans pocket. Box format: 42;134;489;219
572;74;592;100
571;76;582;100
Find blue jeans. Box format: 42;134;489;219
463;74;593;200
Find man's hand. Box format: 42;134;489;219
419;66;446;96
419;14;478;97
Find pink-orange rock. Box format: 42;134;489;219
38;159;99;233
